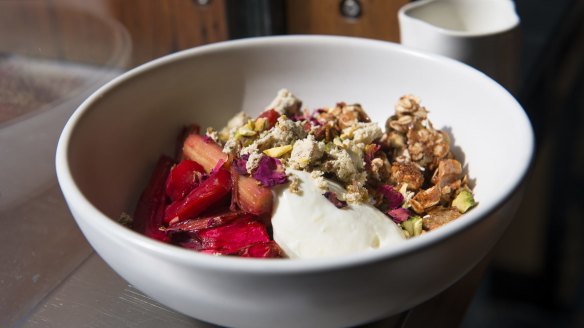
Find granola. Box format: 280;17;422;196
213;89;476;237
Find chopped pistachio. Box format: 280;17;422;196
263;145;293;158
254;117;268;132
237;121;257;137
118;212;133;228
452;189;476;213
219;130;230;143
401;216;423;238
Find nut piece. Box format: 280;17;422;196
263;145;292;158
384;95;451;171
410;185;441;213
452;189;476;213
390;162;424;191
335;103;371;129
431;158;463;186
422;206;462;231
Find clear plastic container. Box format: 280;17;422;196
0;0;131;210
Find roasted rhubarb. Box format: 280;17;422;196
182;132;273;216
233;173;273;216
165;159;206;201
133;155;174;242
238;241;283;258
197;215;272;254
164;167;232;225
182;134;229;173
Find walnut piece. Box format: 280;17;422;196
422;206;462;231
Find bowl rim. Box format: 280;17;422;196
56;35;535;274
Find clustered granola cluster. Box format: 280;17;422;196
206;89;476;237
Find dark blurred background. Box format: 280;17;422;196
462;0;584;326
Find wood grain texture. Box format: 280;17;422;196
286;0;408;42
106;0;228;66
1;0;228;67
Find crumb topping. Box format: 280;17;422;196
210;89;475;235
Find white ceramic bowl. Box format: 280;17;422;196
56;36;533;328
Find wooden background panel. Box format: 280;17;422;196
170;0;229;51
105;0;229;67
286;0;408;42
0;0;228;67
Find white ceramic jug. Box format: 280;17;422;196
398;0;520;93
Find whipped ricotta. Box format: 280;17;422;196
271;170;406;259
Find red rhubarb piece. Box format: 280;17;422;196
182;133;273;216
238;241;284;258
233;173;273;216
182;134;229;173
133;155;174;243
171;232;203;250
166;211;245;232
257;109;280;129
165;159;206;201
164;167;232;224
198;215;271;254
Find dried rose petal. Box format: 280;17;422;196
202;135;214;143
252;156;288;187
290;112;307;122
378;185;404;209
233;154;249;176
323;191;348;209
309;109;326;125
387;207;411;224
364;143;381;165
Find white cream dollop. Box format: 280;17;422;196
271;170;406;259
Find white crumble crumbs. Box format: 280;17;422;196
322;147;359;184
310;170;328;191
200;89;475;240
205;127;220;144
265;88;302;116
349;122;383;144
289;135;325;170
245;151;264;174
287;173;301;194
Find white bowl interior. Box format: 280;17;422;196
60;36;533;266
